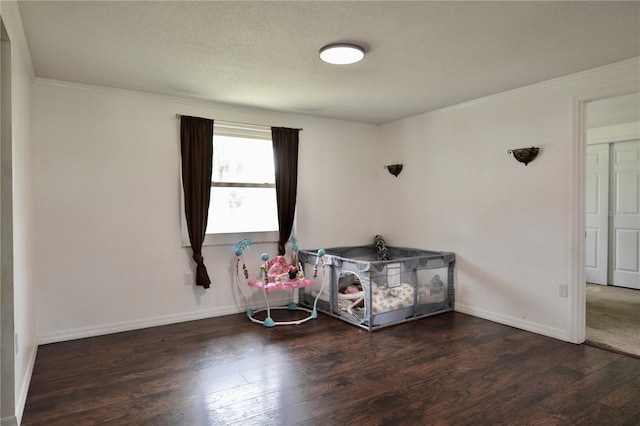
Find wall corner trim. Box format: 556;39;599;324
15;344;37;425
0;416;18;426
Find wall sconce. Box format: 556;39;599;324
508;147;539;166
384;164;403;177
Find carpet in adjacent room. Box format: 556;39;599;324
586;283;640;358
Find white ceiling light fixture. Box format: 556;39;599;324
319;43;365;65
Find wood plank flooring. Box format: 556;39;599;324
22;312;640;425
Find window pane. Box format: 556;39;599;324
212;135;275;184
207;187;279;234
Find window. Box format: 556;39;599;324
182;122;280;246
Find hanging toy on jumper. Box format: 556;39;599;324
233;238;254;319
234;238;252;280
313;248;326;278
261;253;270;286
290;237;299;268
288;237;302;279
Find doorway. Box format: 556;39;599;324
584;92;640;356
586;140;640;289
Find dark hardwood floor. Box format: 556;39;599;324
22;311;640;425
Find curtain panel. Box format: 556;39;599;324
271;127;300;256
180;116;214;288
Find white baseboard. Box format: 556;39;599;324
455;303;571;342
38;296;291;345
15;343;38;425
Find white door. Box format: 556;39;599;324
585;144;609;285
611;140;640;289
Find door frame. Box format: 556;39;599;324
570;82;640;344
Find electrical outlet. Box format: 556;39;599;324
184;273;193;285
559;283;568;297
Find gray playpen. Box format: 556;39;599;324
298;245;455;331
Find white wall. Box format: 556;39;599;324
32;81;378;343
31;58;640;347
377;59;640;341
0;1;36;425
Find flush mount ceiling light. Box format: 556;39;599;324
319;43;365;65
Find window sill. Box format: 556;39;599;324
182;231;279;248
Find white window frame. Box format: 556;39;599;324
180;122;280;247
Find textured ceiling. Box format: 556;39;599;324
17;1;640;125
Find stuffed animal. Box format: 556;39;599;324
267;256;290;277
431;274;444;293
288;266;299;280
374;235;391;261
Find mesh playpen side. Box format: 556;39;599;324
298;245;455;331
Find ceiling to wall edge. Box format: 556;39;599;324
31;57;640;128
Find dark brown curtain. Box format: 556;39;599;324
271;127;300;255
180;116;214;289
